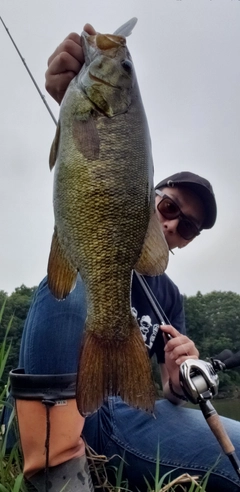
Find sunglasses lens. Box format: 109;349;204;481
177;220;199;240
157;198;180;219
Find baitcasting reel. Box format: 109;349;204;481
179;349;240;404
179;359;219;404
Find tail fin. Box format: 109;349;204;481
76;320;156;416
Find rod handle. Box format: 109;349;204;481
206;412;235;454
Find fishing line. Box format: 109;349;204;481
0;16;57;125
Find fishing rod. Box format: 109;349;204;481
0;16;57;126
134;272;170;325
135;271;240;480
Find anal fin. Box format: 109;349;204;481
135;212;169;276
47;227;77;299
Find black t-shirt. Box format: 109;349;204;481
131;272;186;363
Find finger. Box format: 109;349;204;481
47;33;82;67
83;23;96;35
167;341;199;359
164;334;189;351
162;333;170;345
45;71;77;104
160;325;180;339
176;354;199;365
47;51;82;78
45;50;82;104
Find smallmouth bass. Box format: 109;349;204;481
47;18;169;415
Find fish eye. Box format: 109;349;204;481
121;59;132;73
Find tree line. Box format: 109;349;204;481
184;290;240;397
0;285;240;397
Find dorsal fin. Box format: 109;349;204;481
113;18;138;37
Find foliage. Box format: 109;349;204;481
0;303;25;491
184;291;240;396
184;291;240;357
0;286;36;382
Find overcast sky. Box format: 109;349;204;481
1;0;240;297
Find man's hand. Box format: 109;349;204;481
45;24;96;105
161;324;199;389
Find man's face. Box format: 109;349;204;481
155;186;205;250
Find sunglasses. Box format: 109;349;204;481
155;190;201;240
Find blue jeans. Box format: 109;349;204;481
18;276;240;491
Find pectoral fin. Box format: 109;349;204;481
47;227;77;299
134;212;169;276
49;122;61;170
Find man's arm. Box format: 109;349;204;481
45;24;96;104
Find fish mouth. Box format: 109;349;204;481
89;71;118;88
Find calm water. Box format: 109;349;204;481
187;399;240;421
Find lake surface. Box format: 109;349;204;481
186;399;240;421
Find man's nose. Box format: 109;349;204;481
164;218;179;234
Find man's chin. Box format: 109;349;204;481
165;238;173;250
167;241;177;252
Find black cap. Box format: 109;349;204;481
155;171;217;229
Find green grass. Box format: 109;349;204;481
0;302;209;491
0;301;25;491
86;441;211;491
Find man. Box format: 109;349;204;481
9;25;240;492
